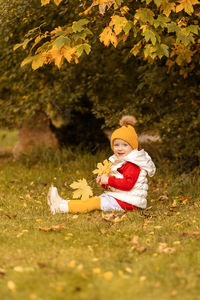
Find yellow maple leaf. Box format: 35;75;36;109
81;0;114;16
41;0;50;6
93;159;112;176
61;45;76;63
176;0;199;15
54;0;62;5
70;178;93;200
32;54;46;70
99;27;118;47
99;0;114;15
161;2;176;17
130;40;142;56
110;15;127;35
47;46;63;68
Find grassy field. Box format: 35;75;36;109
0;131;200;300
0;129;18;153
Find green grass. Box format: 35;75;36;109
0;129;18;152
0;147;200;300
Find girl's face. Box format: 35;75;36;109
113;139;133;159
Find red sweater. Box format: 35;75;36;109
103;162;141;211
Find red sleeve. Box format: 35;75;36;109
108;162;140;191
101;184;109;190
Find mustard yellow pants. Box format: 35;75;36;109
68;197;101;213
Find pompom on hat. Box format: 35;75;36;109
110;115;138;150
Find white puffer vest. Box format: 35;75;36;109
105;149;156;209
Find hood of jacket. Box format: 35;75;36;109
109;149;156;177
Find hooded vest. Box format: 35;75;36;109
105;149;156;209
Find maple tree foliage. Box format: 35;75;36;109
15;0;200;77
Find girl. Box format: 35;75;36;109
47;116;156;214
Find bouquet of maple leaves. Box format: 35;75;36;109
69;160;112;200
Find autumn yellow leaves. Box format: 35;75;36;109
14;0;200;74
69;159;112;201
41;0;62;6
14;19;92;70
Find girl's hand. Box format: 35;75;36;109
96;176;101;184
99;174;109;185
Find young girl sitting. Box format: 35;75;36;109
47;116;156;214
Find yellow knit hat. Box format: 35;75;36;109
110;116;138;150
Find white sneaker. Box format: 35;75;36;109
47;186;68;214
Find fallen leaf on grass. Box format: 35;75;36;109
81;273;88;279
143;220;150;226
131;235;147;253
140;276;146;282
166;211;173;216
118;270;124;276
88;245;94;253
173;241;181;245
140;211;157;218
157;243;176;254
154;225;162;229
0;268;6;277
14;266;34;272
72;214;79;219
100;228;107;235
29;293;38;299
171;290;178;296
101;212;126;224
132;235;139;245
67;260;76;268
93;268;101;274
36;219;42;223
158;194;169;201
103;271;113;280
101;212;115;223
196;270;200;276
5;214;17;219
179;231;200;239
50;282;66;291
113;214;127;223
145;206;153;210
39;224;66;232
125;267;132;273
16;229;28;238
170;200;178;208
92;258;99;262
7;281;16;291
137;246;147;253
77;264;83;271
154;282;161;288
9;179;20;183
37;262;46;268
